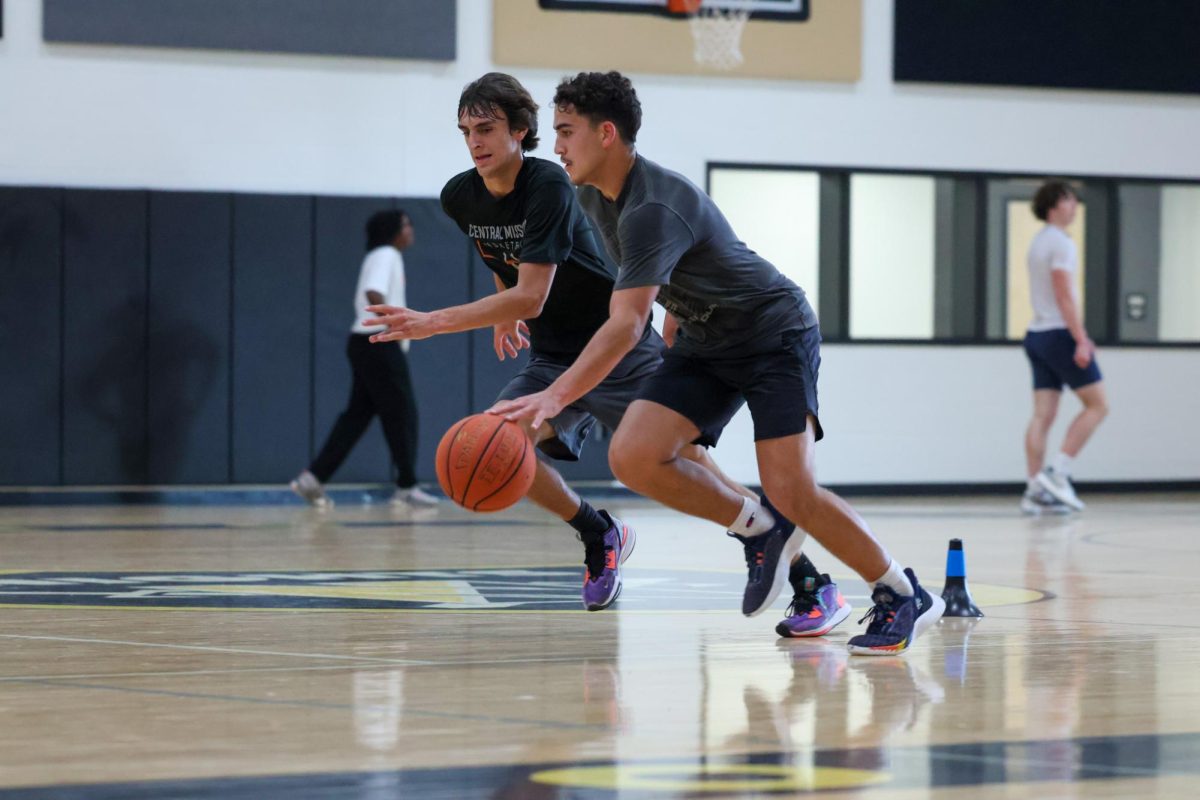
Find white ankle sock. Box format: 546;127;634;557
1027;476;1041;492
1051;452;1074;476
727;496;774;538
873;559;914;597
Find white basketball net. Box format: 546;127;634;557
687;1;752;70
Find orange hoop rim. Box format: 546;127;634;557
666;0;704;15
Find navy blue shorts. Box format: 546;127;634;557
635;326;823;447
1023;329;1102;391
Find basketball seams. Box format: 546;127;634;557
439;416;473;504
460;416;509;509
471;430;533;511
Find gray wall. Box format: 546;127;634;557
43;0;455;61
1116;185;1162;343
0;186;612;486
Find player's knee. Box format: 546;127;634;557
610;431;678;487
1033;404;1057;422
608;432;645;483
1031;410;1056;428
608;445;645;488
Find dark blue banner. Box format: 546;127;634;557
895;0;1200;95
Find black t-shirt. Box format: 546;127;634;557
442;157;649;359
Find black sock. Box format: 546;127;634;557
568;501;610;541
789;553;822;591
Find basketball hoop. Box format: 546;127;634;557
668;0;753;71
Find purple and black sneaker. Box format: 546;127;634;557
582;511;637;611
776;574;853;638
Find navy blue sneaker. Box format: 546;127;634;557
847;568;945;656
728;494;805;617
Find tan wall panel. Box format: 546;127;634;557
494;0;860;82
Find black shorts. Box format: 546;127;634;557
1024;329;1102;391
636;326;823;447
496;340;663;461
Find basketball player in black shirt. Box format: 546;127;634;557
368;74;805;613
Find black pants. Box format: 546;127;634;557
309;334;419;488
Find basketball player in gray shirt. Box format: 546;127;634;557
493;71;944;654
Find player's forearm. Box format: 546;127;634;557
545;316;644;408
1054;291;1089;342
429;289;541;335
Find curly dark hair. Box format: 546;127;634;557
365;209;409;251
1032;180;1077;221
458;73;539;152
552;71;642;145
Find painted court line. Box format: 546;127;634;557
13;678;614;732
0;633;432;665
0;663;381;683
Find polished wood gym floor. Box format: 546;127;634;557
0;491;1197;798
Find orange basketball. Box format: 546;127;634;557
435;414;536;512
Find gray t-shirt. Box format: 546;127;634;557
578;155;817;357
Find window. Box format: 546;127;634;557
1158;186;1200;342
706;162;1200;349
849;174;935;339
1116;183;1200;343
708;168;820;313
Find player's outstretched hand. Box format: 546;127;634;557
365;305;438;342
494;320;531;361
489;389;564;432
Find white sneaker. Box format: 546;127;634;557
290;470;332;508
1020;485;1072;516
1036;466;1085;511
391;486;441;507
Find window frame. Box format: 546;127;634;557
706;161;1200;349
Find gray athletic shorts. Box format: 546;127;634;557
496;340;663;461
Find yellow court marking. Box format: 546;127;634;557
530;763;891;792
178;581;481;604
963;584;1046;607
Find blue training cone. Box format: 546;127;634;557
941;538;983;617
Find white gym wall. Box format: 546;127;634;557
3;0;1197;484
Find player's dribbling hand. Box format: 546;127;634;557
493;320;531;361
489;389;564;432
364;305;438;342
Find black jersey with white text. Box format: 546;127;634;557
441;157;655;359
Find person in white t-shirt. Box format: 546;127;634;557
1021;182;1108;515
291;210;439;508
